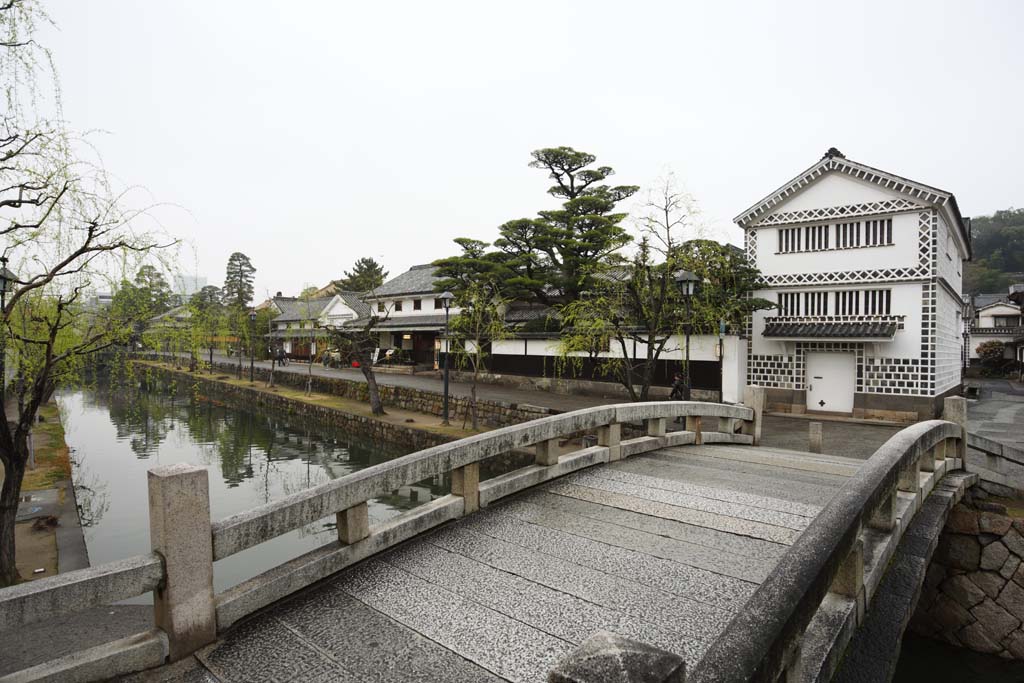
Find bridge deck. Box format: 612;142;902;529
193;445;861;683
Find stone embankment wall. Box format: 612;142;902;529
910;488;1024;659
141;364;453;453
199;360;557;429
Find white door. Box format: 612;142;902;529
805;352;856;414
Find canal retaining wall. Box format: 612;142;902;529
909;488;1024;659
201;359;559;428
138;363;455;453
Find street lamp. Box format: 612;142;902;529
439;291;455;425
248;310;257;383
673;270;699;401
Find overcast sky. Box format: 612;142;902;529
41;0;1023;298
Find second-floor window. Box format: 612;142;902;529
377;302;385;313
777;289;892;316
777;217;894;253
994;315;1021;327
413;299;421;311
394;301;403;312
434;298;444;309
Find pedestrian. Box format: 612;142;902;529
669;371;686;401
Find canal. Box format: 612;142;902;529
61;376;445;599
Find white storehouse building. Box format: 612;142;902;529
738;148;971;421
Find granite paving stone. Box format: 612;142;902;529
427;525;732;655
563;469;813;529
525;490;788;560
273;580;501;682
381;541;692;657
495;497;772;582
650;449;850;493
543;480;799;544
634;456;843;507
459;510;757;610
197;618;338;683
340;559;572;683
605;457;823;517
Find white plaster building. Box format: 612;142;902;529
737;149;971;420
967;284;1023;363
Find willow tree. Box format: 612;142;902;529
0;2;175;586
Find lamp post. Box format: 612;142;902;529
673;270;699;401
268;314;275;388
717;318;726;403
439;291;455;425
248;310;257;383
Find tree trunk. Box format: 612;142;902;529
0;450;26;587
208;345;213;373
470;383;478;431
360;361;385;416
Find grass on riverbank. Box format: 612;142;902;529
135;361;487;441
22;403;72;491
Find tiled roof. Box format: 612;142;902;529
334;290;372;319
369;265;440;297
763;320;898;339
504;304;557;323
973;293;1011;309
271;296;334;322
374;314;449;329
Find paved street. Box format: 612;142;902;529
201;352;613;413
967;378;1024;450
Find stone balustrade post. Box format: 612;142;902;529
685;415;703;445
718;417;734;434
451;463;480;514
742;385;765;446
943;396;968;463
808;422;823;454
148;463;217;661
831;537;866;623
646;417;667;438
536;438;560;467
898;458;921;494
598;423;621;461
337;502;370;544
868;488;896;532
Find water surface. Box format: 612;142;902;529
62;377;441;598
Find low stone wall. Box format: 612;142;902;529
139;364;454;453
201;359;558;428
910;490;1024;658
447;369;719;402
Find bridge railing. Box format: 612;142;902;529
687;398;967;683
0;392;764;683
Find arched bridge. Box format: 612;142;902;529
0;390;990;682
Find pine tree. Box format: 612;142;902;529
337;257;388;293
222;252;256;309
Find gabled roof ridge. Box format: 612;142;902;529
735;152;954;227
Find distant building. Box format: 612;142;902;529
737;148;971;420
966;283;1023;365
173;274;207;298
267;295;335;360
362;265;462;367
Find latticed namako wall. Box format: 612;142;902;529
744;208;941;399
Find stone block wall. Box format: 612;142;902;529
200;360;557;429
142;364;453;453
909;491;1024;658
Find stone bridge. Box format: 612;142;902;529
0;390;1009;683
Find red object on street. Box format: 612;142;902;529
351;361;360;368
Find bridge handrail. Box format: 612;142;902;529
689;419;962;683
0;552;164;632
210;400;754;560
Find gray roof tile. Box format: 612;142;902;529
763;320;897;339
369;265;440;297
